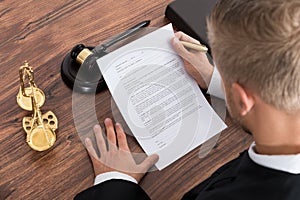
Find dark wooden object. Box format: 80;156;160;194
0;0;252;199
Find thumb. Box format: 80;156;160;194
171;37;191;60
139;154;159;171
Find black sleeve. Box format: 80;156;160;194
74;179;151;200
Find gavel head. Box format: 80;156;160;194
61;44;107;93
71;44;93;65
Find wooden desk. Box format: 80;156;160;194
0;0;252;199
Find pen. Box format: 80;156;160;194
74;20;151;61
180;41;208;53
99;20;151;51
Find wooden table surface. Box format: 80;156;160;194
0;0;253;199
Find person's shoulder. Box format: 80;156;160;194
234;152;300;199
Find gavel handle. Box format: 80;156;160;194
97;20;151;52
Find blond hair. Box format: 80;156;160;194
207;0;300;112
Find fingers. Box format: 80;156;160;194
85;138;99;159
92;119;129;153
139;154;159;171
172;31;205;61
171;36;192;61
115;123;130;151
93;125;107;153
104;118;117;150
174;31;200;44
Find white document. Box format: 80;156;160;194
97;24;227;170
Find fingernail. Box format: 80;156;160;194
94;124;100;130
173;37;179;43
85;138;90;145
104;118;111;123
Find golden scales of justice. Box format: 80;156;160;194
16;61;58;151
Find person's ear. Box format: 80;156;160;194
231;83;255;116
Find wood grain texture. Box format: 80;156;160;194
0;0;253;199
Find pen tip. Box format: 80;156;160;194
145;20;151;26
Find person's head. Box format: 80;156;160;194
207;0;300;121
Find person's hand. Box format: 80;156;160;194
171;32;214;90
84;118;159;183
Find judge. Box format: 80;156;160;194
75;0;300;199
